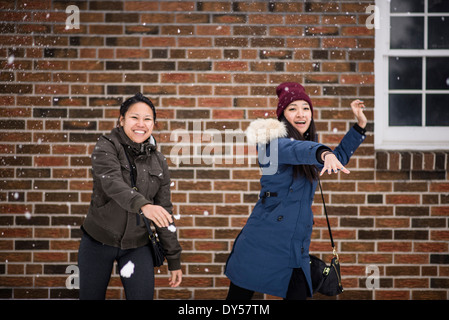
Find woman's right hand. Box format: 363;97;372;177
140;204;173;228
320;152;350;176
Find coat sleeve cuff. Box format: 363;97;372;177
316;146;332;164
167;258;181;271
131;197;152;213
353;123;367;135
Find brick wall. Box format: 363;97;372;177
0;0;448;300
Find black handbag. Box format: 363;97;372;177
141;210;166;267
309;179;344;296
123;147;166;267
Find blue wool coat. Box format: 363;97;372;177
225;119;366;298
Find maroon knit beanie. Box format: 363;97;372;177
276;82;313;119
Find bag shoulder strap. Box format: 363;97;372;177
318;178;337;256
122;145;137;187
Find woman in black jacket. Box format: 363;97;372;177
78;93;182;299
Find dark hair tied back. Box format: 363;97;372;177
118;93;156;125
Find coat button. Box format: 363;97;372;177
277;215;283;221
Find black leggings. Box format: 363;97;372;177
78;231;155;300
226;268;309;300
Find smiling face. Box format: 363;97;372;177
119;102;154;143
283;100;312;135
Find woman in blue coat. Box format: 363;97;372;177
225;82;367;300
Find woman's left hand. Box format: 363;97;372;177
350;99;367;129
169;269;182;287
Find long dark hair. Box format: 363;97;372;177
117;93;156;126
279;114;318;182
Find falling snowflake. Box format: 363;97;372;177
7;55;14;65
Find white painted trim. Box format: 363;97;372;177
374;0;449;151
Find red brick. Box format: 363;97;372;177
116;48;149;59
214;61;248;71
430;182;449;192
198;97;232;108
187;49;222;59
375;291;410;300
341;74;375;85
34;157;68;167
196;25;231;36
142;37;176;47
395;254;429;264
431;206;449;216
197;73;231;83
386;195;420;204
161;73;194;83
178;37;212;47
378;242;412;252
1;0;446;301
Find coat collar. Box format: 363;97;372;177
246;118;287;145
113;126;157;156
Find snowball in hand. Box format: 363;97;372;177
167;224;177;232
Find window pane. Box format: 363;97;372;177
389;94;422;126
426;57;449;89
389;57;422;89
429;0;449;13
390;17;424;49
428;17;449;49
426;94;449;126
390;0;424;12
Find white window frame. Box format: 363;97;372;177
374;0;449;151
